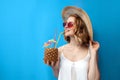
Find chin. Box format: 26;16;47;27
64;30;75;36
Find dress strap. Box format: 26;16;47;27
88;46;91;57
60;45;65;58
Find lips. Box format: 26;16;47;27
65;29;71;33
65;30;69;33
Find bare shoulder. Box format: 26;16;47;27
58;44;67;55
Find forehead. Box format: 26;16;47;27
66;16;76;22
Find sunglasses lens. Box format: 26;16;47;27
68;22;73;28
63;22;66;27
63;22;74;28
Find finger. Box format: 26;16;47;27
91;41;98;45
97;42;100;47
46;61;49;65
46;61;51;66
57;57;60;65
96;41;99;45
95;41;100;48
49;61;51;66
93;41;99;46
57;55;60;61
92;41;97;44
51;61;54;67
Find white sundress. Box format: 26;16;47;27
58;46;90;80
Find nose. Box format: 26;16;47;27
64;26;69;30
64;25;67;29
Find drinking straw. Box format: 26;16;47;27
53;29;57;48
54;32;64;48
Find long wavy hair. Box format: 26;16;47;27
64;14;90;48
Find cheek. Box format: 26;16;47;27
65;30;75;35
71;28;76;34
71;30;75;34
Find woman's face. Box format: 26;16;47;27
64;16;76;37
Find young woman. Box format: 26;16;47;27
46;6;100;80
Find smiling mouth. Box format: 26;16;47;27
65;30;70;33
65;29;71;32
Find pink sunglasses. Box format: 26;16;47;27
63;22;74;28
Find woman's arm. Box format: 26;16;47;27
47;56;60;78
88;41;100;80
88;53;100;80
49;46;63;77
46;54;60;77
95;54;100;80
51;59;60;77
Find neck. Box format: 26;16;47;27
69;36;80;47
69;36;88;50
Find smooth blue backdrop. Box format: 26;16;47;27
0;0;120;80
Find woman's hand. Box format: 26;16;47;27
89;41;100;56
88;41;100;80
46;58;60;77
46;58;60;68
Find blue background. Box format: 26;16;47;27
0;0;120;80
